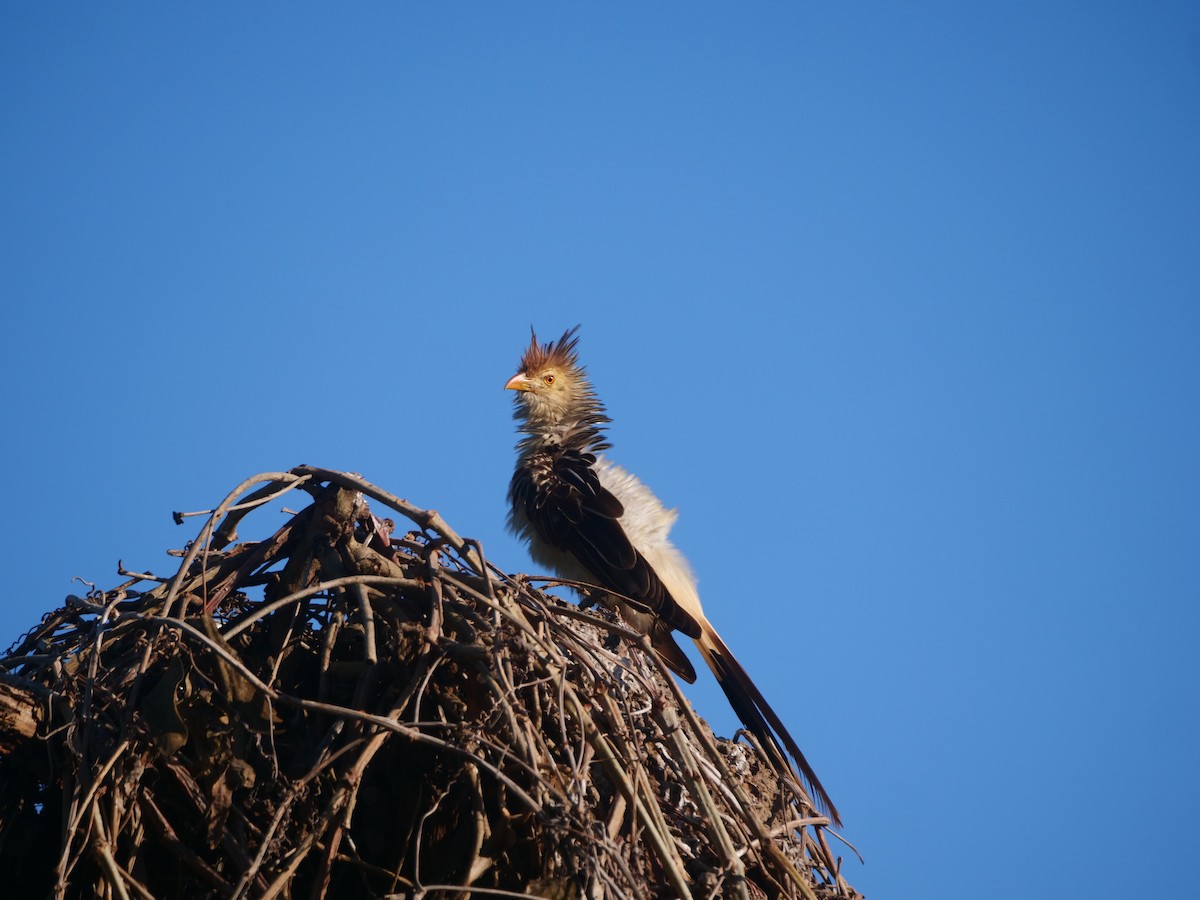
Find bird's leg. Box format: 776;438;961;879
577;587;601;610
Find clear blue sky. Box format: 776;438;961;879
3;4;1198;898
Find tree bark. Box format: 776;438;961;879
0;677;47;755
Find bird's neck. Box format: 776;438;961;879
515;410;611;457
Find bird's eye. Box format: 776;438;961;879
543;374;556;385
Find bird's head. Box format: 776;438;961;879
505;326;607;436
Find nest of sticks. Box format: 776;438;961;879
0;467;860;899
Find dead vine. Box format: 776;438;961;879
0;466;859;899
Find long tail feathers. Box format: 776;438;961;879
697;625;841;827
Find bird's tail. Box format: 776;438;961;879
697;625;841;827
617;599;699;683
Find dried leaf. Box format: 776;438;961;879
140;657;189;754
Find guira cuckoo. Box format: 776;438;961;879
505;326;840;826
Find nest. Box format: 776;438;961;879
0;467;860;899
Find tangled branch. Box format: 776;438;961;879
0;467;859;899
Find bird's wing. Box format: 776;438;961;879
511;448;702;639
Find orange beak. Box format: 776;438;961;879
504;372;534;392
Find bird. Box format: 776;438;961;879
505;326;840;826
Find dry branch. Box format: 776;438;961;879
0;468;860;900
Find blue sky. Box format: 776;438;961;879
3;4;1198;898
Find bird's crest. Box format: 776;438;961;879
518;325;582;376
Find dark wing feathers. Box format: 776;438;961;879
513;449;701;639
